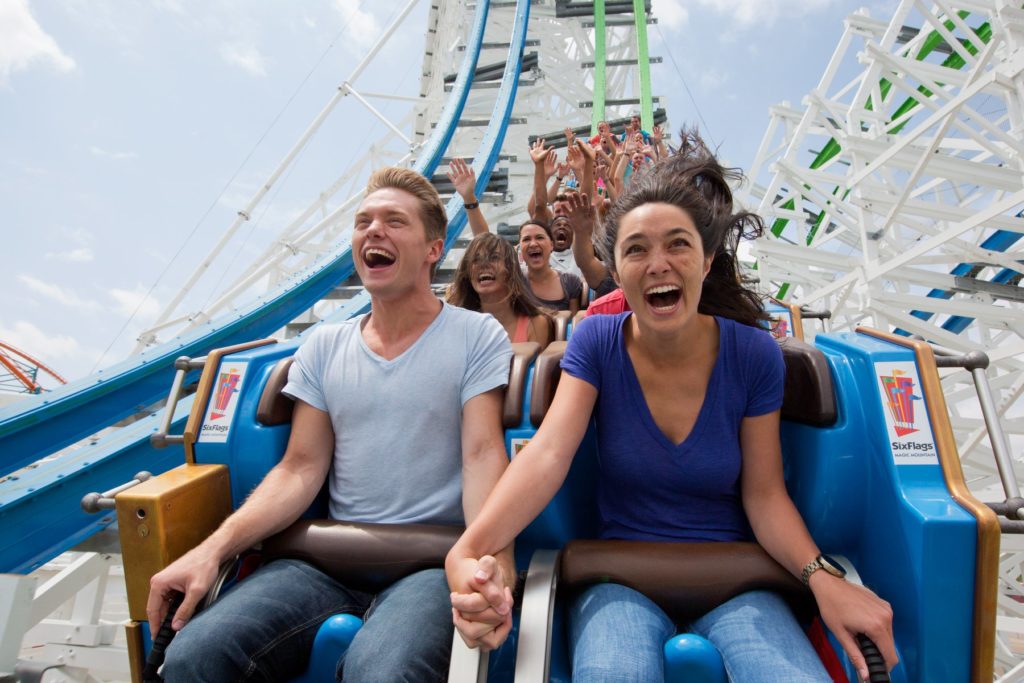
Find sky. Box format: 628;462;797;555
0;0;899;385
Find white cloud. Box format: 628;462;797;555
692;0;835;27
61;226;94;245
652;0;689;30
220;42;267;77
0;0;76;84
334;2;381;53
699;67;728;90
44;247;94;262
18;274;101;311
89;145;138;161
109;284;160;323
0;319;86;378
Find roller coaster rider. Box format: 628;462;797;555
146;167;516;682
445;132;898;682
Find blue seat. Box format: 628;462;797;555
509;331;997;682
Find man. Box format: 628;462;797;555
148;167;515;682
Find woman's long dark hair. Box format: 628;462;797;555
447;232;547;318
597;128;768;327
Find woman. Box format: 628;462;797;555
519;220;584;315
448;232;552;345
446;135;897;682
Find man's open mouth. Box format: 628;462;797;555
363;248;396;269
644;284;681;310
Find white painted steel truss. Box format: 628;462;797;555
740;2;1024;676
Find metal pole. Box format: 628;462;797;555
141;0;422;349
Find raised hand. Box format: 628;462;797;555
529;138;550;165
652;124;663;144
576;138;596;164
566;143;584;173
555;161;570;180
543;149;558;178
564;191;595;237
447;157;477;202
563;126;576;145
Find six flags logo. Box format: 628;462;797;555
880;369;920;437
211;369;242;420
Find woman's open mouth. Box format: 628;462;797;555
476;272;497;284
644;284;681;312
363;247;396;270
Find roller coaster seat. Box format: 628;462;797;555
510;329;996;682
127;339;545;682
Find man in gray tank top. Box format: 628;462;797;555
148;168;515;682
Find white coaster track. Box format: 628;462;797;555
738;2;1024;677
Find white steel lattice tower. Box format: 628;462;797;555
739;2;1024;676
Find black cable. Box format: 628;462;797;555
141;590;184;683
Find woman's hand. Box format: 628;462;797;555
447;555;514;651
447;157;477;202
810;572;898;681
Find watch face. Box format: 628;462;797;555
819;554;847;578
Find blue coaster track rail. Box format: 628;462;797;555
0;0;537;573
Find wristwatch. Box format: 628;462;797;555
801;553;847;586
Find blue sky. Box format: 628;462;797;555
0;0;897;384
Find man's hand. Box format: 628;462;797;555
565;191;595;237
448;555;514;651
810;573;898;682
555;161;570;180
563;126;576;146
146;546;222;634
566;143;584;173
529;138;550;166
576;138;596;164
543;149;558;179
447;158;478;203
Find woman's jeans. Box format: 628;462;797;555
570;583;830;682
162;559;453;682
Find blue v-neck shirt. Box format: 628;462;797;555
561;312;784;542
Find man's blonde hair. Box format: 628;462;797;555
365;167;448;242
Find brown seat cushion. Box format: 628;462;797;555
262;520;463;593
559;540;812;625
505;342;542;428
530;342;567;427
256;357;295;426
779;337;837;426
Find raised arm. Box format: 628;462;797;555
448;157;489;236
529;139;554;224
576;139;596;204
147;401;334;633
740;412;897;681
565;192;609;289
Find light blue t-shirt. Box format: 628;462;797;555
282;303;512;525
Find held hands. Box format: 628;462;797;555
447;158;477;202
448;555;515;651
146;546;222;634
809;572;898;681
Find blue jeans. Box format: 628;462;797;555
162;559;453;682
569;584;830;682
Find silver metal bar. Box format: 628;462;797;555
151;356;206;449
80;472;152;513
971;366;1022;501
514;549;559;683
